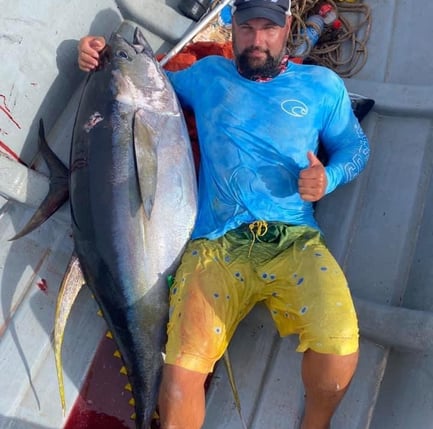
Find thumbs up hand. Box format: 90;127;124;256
298;151;327;202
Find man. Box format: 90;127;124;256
78;0;370;428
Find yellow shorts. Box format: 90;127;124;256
165;222;359;374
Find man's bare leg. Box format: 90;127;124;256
158;363;208;429
300;349;359;429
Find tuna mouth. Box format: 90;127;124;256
114;20;153;55
96;22;153;70
132;26;153;55
114;20;137;45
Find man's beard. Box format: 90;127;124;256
236;46;285;80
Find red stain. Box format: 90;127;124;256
36;278;48;294
0;94;21;129
0;139;27;165
64;397;131;429
0;93;27;165
64;333;136;429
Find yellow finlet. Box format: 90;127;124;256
113;349;122;358
106;330;113;339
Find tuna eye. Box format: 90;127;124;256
116;50;129;59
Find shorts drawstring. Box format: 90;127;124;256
248;220;268;257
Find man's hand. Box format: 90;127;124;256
298;151;327;202
77;36;106;72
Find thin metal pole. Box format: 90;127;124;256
159;0;233;66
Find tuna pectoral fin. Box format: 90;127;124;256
133;110;157;220
54;254;85;414
10;119;69;240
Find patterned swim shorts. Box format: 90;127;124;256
165;222;359;374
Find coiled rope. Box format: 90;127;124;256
288;0;372;77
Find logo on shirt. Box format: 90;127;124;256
281;99;308;117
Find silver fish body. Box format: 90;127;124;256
68;22;197;428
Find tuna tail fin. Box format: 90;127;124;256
9;119;69;240
223;350;248;429
54;254;86;414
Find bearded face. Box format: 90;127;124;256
235;43;287;80
232;18;291;80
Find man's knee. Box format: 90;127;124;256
160;364;208;396
302;349;359;392
159;364;208;429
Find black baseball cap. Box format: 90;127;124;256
233;0;292;27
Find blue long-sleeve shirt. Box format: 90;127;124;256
167;56;370;239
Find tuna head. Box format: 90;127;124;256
106;25;178;115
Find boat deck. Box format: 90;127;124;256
1;1;432;428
